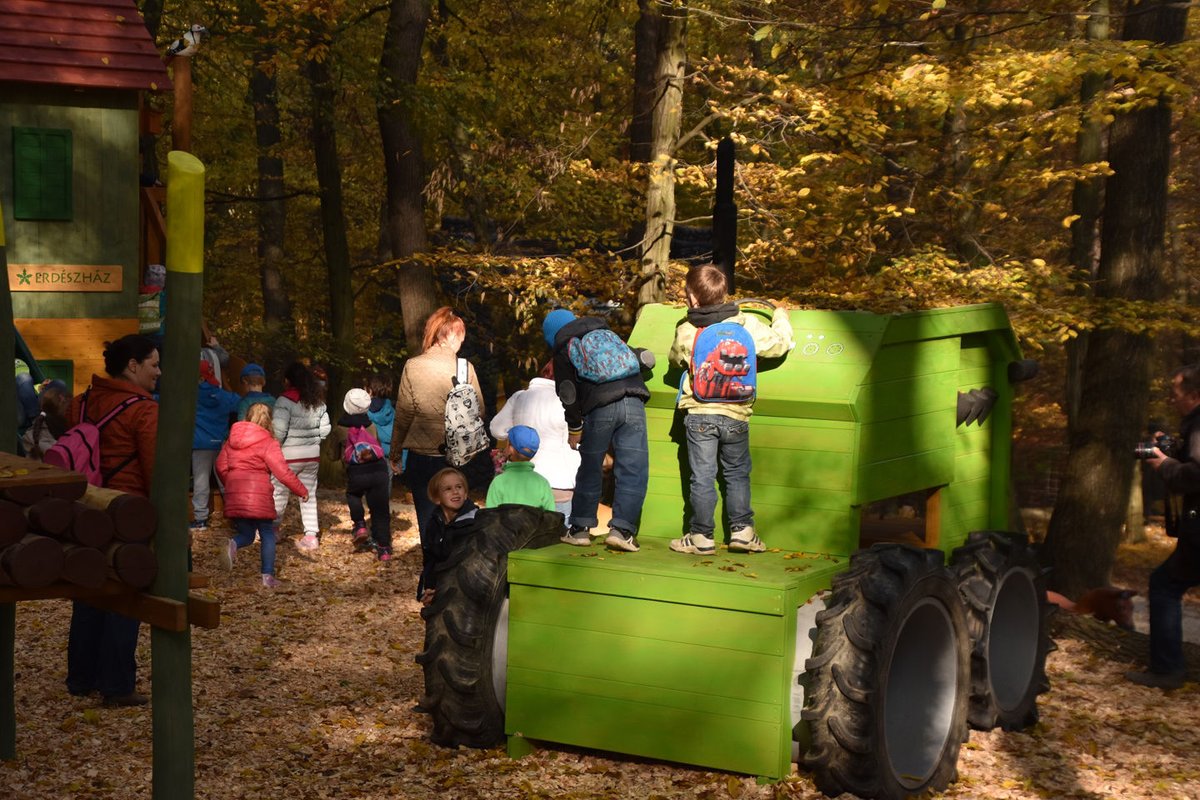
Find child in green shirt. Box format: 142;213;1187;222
486;425;555;512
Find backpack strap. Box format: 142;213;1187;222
94;394;148;485
455;357;468;387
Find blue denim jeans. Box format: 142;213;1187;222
685;413;753;536
67;602;140;698
1148;540;1200;674
571;395;648;535
232;518;278;576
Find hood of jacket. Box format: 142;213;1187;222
686;302;740;328
226;421;276;451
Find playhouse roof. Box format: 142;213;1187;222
0;0;171;92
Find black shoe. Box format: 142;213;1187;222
102;691;149;707
1125;670;1186;689
604;527;640;552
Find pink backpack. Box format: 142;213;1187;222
44;391;146;486
343;425;384;465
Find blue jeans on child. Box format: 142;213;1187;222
685;413;753;537
232;518;277;576
570;395;648;535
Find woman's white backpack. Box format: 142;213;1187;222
444;358;489;466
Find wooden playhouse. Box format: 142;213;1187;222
0;0;170;391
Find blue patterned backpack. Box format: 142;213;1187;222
567;328;640;384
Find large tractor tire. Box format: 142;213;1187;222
416;506;564;748
951;530;1052;731
800;544;970;800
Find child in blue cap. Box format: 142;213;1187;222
486;425;555;512
237;363;276;420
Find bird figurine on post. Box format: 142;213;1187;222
166;24;208;58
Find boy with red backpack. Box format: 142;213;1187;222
667;264;794;556
340;388;392;560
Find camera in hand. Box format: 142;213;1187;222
1134;433;1182;460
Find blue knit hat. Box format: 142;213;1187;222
240;363;266;380
508;425;540;459
542;309;576;349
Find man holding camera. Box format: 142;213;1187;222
1127;364;1200;689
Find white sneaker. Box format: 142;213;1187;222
296;534;319;552
670;533;715;555
729;526;765;553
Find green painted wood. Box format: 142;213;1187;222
856;372;957;423
149;152;205;800
1;198;16;761
0;87;140;319
859;409;953;465
856;447;955;505
507;734;534;759
863;339;958;384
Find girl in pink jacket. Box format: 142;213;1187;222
217;403;308;587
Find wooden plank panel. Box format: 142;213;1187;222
15;317;138;394
953;447;993;483
505;684;787;778
513;584;786;655
856;372;956;423
864;339;958;383
855;447;954;505
859;409;952;464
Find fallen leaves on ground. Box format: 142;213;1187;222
2;495;1197;799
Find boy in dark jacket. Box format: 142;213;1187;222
542;309;651;552
191;359;242;530
340;389;393;560
418;467;479;604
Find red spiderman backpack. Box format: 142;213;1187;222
686;319;757;403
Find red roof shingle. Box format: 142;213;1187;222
0;0;171;92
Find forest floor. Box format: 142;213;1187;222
2;490;1199;800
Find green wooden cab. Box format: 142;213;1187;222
504;302;1027;782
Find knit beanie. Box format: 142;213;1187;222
542;309;576;349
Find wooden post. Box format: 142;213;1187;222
150;151;204;800
171;58;193;153
1;195;18;760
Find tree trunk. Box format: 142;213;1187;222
1064;0;1110;430
378;0;438;353
1042;0;1189;597
305;46;355;402
138;0;164;41
250;45;294;358
629;0;659;163
638;0;688;308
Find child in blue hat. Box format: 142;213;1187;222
237;363;276;420
486;425;555;512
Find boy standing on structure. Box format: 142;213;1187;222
544;309;652;552
668;264;794;555
486;425;555;512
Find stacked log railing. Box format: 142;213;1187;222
0;454;219;630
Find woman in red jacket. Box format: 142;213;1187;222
216;403;308;587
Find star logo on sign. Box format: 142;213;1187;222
16;269;32;285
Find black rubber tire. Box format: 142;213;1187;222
800;544;970;800
416;505;564;748
951;530;1052;731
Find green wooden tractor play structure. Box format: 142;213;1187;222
418;301;1050;800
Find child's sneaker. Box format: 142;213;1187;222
560;525;592;546
188;519;208;532
377;546;393;562
352;525;370;550
729;525;765;553
669;532;715;555
219;539;237;570
261;574;281;588
296;534;319;552
604;527;640;552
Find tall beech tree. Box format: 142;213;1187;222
378;0;437;353
1043;0;1191;597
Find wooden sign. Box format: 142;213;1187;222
8;263;123;292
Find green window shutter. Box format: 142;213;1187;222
12;127;73;221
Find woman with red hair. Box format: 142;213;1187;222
392;307;486;537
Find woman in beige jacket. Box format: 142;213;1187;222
392;307;484;537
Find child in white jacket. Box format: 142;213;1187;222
272;361;331;550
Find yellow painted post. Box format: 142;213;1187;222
150;151;204;799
